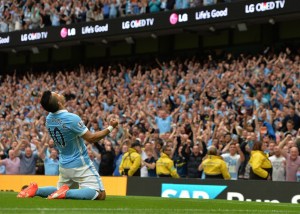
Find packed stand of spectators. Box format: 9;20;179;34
0;0;233;33
1;47;300;181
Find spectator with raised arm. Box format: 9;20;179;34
0;149;20;174
221;142;245;180
113;142;128;176
39;143;59;175
184;138;207;178
14;139;39;175
140;104;180;134
279;134;300;181
95;139;115;176
87;144;101;171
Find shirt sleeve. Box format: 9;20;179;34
33;151;39;160
251;153;268;178
19;152;25;159
169;160;179;178
69;114;88;136
1;159;7;166
44;156;49;163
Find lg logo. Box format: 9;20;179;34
60;28;76;38
169;13;188;25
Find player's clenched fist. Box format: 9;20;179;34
109;119;118;128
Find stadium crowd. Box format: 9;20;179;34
0;48;300;181
0;0;231;32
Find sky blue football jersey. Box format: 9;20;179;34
46;110;90;168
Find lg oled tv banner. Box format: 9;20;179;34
0;0;299;48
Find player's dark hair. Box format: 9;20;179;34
40;91;59;113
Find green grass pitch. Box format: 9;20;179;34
0;192;300;214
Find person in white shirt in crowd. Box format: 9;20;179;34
221;141;245;180
140;141;149;177
140;141;154;177
269;145;286;181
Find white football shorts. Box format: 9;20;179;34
57;162;104;191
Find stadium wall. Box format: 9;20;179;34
0;175;127;196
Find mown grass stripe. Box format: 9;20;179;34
0;208;299;213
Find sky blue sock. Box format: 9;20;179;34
36;186;57;198
66;188;98;200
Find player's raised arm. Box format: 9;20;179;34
82;119;118;143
